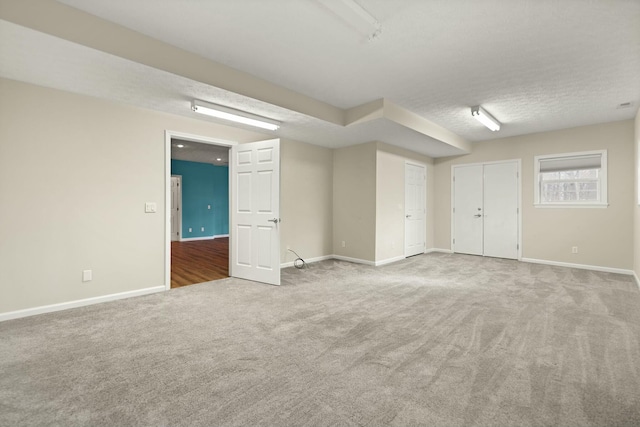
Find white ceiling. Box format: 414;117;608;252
1;0;639;157
171;139;230;166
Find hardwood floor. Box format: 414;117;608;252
171;238;229;288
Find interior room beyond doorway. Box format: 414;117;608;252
170;137;231;288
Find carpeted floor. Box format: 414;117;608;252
1;253;639;426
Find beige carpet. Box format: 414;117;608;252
1;253;639;426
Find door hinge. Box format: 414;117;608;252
517;244;519;250
453;238;455;244
516;208;518;214
453;207;455;213
453;176;456;182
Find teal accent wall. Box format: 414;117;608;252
171;159;229;238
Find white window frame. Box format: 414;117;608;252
534;150;608;208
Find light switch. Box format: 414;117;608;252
145;202;157;213
207;205;211;210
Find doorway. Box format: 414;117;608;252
165;131;234;290
164;131;282;290
452;160;520;260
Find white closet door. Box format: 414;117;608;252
404;162;426;257
452;164;484;255
452;161;519;260
483;162;518;259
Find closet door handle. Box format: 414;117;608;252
474;214;482;218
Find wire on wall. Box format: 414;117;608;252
288;249;307;269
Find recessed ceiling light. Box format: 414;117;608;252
216;158;222;161
176;144;184;148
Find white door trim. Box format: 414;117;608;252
164;131;237;291
404;160;427;257
450;158;522;260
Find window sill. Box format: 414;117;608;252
534;203;608;209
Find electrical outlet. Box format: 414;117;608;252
201;227;204;232
572;246;578;254
341;240;346;248
188;228;192;233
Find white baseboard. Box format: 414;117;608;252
332;255;376;266
282;251;450;269
633;272;640;290
0;286;166;322
281;255;334;268
521;258;634;276
375;255;406;266
425;248;453;254
180;234;228;242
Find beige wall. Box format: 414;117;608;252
280;139;333;264
435;120;635;270
332;142;377;261
2;77;636;316
375;142;434;262
0;78;269;313
634;108;640;278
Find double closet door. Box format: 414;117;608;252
452;160;520;260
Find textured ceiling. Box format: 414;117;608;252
1;0;639;157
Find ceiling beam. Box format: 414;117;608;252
0;0;471;155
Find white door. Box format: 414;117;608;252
452;161;519;260
230;139;281;286
170;176;181;241
405;162;426;257
484;162;518;259
453;164;484;255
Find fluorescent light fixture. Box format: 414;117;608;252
192;100;280;131
317;0;382;41
471;106;501;131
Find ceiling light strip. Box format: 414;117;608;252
192;100;281;131
471;106;501;131
317;0;382;40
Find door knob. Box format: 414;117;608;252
474;214;482;218
267;218;280;223
406;214;412;218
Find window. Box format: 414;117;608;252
534;150;607;207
